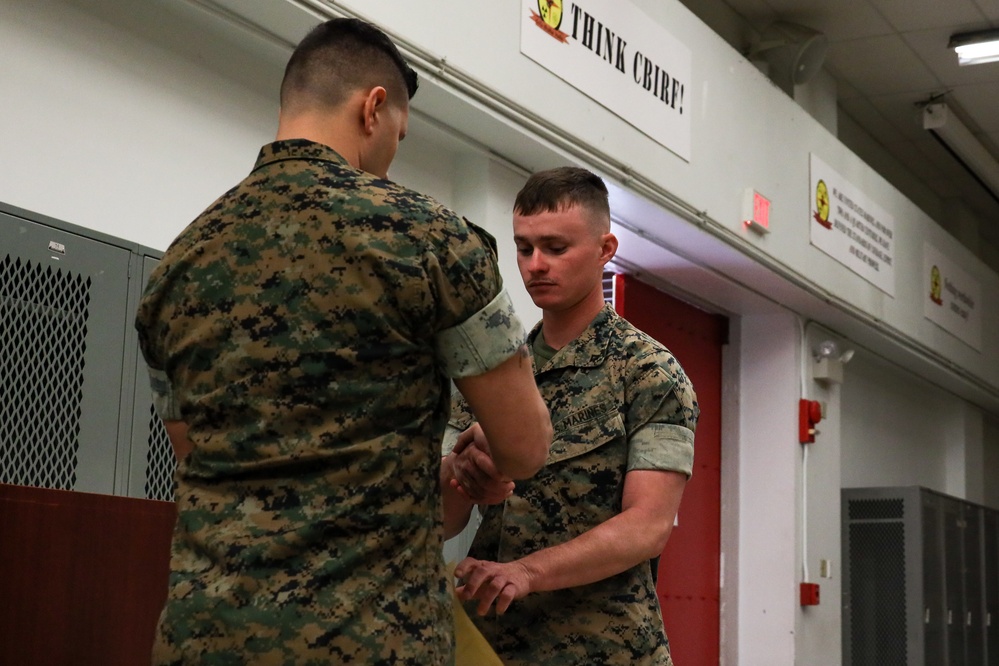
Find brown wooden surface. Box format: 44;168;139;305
0;483;176;666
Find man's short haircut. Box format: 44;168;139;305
280;18;418;114
513;167;611;232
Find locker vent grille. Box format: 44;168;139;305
849;498;904;521
143;404;175;501
849;517;907;664
0;255;90;489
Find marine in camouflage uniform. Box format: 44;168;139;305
135;137;526;665
444;166;697;665
446;304;697;665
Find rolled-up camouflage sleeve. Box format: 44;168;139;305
626;360;698;477
435;288;526;378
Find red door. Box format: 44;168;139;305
614;273;726;665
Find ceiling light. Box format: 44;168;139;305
923;102;999;200
949;29;999;66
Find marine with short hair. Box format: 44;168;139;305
445;166;697;665
136;18;551;665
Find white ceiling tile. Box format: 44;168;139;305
949;82;999;132
756;0;895;42
971;0;999;22
826;35;942;95
872;0;986;33
719;0;777;32
836;78;864;101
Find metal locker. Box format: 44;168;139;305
966;505;986;665
843;486;996;665
943;496;967;664
923;490;946;664
1;205;131;493
842;487;913;665
0;202;166;498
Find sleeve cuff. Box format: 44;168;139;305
627;422;695;477
147;366;182;421
435;288;526;378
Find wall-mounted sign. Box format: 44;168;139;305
809;154;895;296
924;242;981;351
520;0;692;161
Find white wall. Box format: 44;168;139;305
0;0;282;252
842;351;962;494
736;313;800;664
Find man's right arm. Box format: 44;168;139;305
163;420;195;462
453;344;550;480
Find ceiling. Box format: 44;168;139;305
678;0;999;257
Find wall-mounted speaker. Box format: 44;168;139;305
750;21;829;96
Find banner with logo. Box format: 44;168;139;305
923;242;981;351
520;0;692;161
809;153;895;296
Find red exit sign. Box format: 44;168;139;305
743;189;771;234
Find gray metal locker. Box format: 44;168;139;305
966;503;986;665
943;495;967;663
0;202;169;499
923;491;947;665
843;486;995;665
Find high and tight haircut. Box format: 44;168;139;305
280;18;418;114
513;166;611;232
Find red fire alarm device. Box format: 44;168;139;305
743;189;771;235
800;582;820;606
798;399;822;443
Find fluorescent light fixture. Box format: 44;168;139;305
950;28;999;66
923;102;999;200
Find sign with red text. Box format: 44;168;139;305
809;154;895;296
924;242;981;351
520;0;692;161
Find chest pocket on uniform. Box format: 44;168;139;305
547;401;626;465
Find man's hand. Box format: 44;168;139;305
454;557;533;616
450;424;515;505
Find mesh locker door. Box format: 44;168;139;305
0;210;130;493
846;495;909;664
124;254;175;501
944;497;968;664
965;506;985;665
923;492;946;665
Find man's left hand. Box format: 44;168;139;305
454;556;533;616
